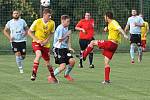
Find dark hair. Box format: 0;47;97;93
61;15;70;20
43;8;52;14
105;12;113;19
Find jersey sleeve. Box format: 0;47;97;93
51;21;55;33
23;19;28;27
139;17;144;25
57;26;63;39
127;18;130;25
30;20;37;31
5;21;10;29
76;20;82;28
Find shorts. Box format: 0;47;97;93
130;34;141;46
97;40;118;60
32;42;50;61
79;37;94;50
11;41;26;55
141;40;146;48
53;48;73;65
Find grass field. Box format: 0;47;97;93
0;52;150;100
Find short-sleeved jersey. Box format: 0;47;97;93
141;21;149;40
108;20;122;43
30;18;55;48
5;18;27;42
53;24;69;48
127;16;144;34
76;19;94;40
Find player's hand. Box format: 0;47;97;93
9;37;13;42
69;47;75;53
36;40;42;44
81;29;86;33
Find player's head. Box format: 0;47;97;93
61;15;70;27
84;12;91;20
43;8;52;21
104;12;113;22
131;9;137;16
12;10;20;19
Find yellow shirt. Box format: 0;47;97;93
141;21;149;40
30;18;55;48
108;20;121;43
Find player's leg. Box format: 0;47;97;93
88;38;95;68
31;50;41;81
102;56;111;84
130;43;135;63
31;42;42;81
12;42;24;73
137;34;142;62
141;40;146;52
82;40;99;60
64;58;75;81
42;47;58;83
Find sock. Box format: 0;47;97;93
137;46;142;55
64;65;73;76
16;56;23;70
82;45;93;58
130;44;135;60
47;65;55;77
89;53;93;65
80;51;83;66
54;68;60;76
32;62;39;74
105;65;110;81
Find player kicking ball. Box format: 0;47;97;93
48;15;75;83
28;8;58;83
81;12;128;84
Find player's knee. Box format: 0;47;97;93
69;58;75;66
15;52;21;56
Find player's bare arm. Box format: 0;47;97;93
118;28;128;40
58;30;71;42
124;24;129;33
134;22;144;27
3;27;12;42
67;34;75;53
75;27;86;33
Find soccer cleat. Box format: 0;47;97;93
89;64;94;68
31;72;36;81
48;76;59;84
19;69;24;74
131;59;135;64
78;64;83;68
102;80;111;84
64;74;74;81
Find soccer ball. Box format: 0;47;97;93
40;0;50;7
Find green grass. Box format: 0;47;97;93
0;52;150;100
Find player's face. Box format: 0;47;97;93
43;13;51;21
12;11;20;19
104;15;108;22
131;10;137;16
62;19;70;27
85;13;91;20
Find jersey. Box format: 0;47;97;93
141;21;149;40
108;20;122;43
5;18;27;42
53;24;69;48
76;19;94;40
30;18;55;48
127;16;144;34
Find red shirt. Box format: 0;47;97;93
76;19;94;40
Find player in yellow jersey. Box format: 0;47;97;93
28;8;58;83
81;12;128;84
139;14;149;51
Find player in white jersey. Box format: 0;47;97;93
3;10;28;73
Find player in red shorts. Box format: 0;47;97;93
82;12;128;84
28;8;58;83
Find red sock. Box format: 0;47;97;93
104;65;110;81
47;65;55;77
83;46;93;58
33;62;39;74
